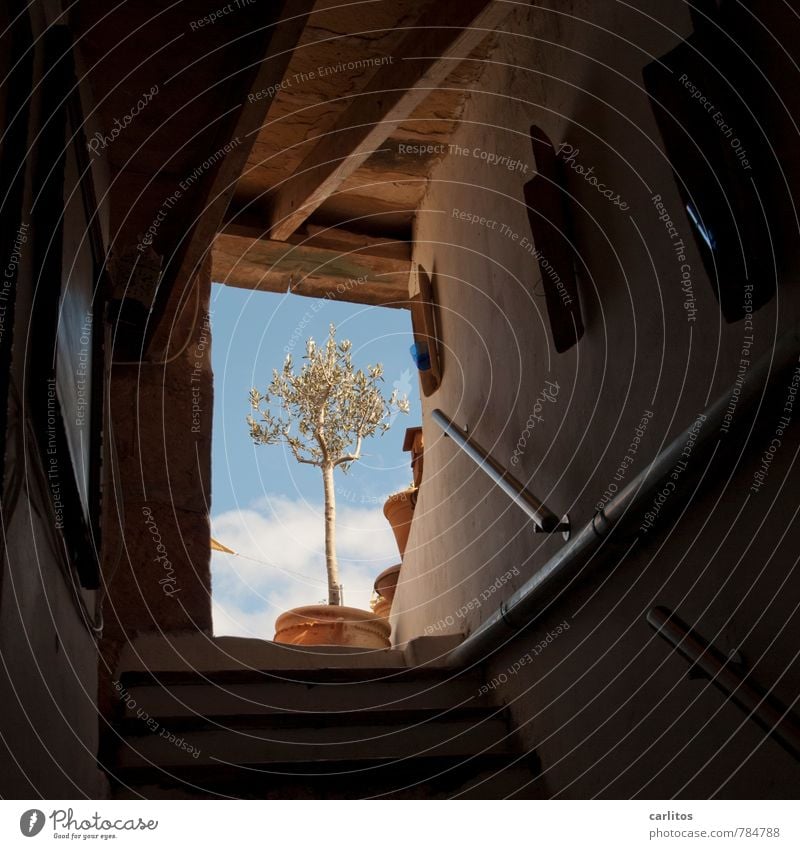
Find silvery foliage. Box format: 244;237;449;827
248;324;410;471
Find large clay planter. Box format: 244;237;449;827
274;605;391;648
403;427;424;487
372;595;392;620
372;563;402;620
383;488;417;559
374;563;402;604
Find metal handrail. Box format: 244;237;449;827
648;607;800;762
445;324;800;667
431;408;567;534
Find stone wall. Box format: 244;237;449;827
99;258;214;719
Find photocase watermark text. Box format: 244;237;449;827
87;86;158;156
283;275;368;355
720;284;755;434
46;379;64;529
0;221;28;348
640;414;706;532
249;55;393;102
652;194;696;322
190;311;211;434
678;73;752;170
557;143;630;211
596;409;654;512
75;312;92;427
399;141;528;173
189;0;256;30
424;567;520;635
141;507;181;596
137;138;241;251
750;357;800;494
478;620;570;694
114;679;199;759
510;381;560;467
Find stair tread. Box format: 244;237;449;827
119;680;487;719
117;634;465;677
120;667;480;687
119;705;505;733
113;716;516;769
109;753;541;799
112;755;541;799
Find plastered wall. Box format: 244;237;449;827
392;0;800;797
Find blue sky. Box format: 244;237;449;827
209;282;418;637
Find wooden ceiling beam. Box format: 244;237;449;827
212;224;412;308
148;0;315;351
267;0;511;241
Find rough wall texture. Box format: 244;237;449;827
99;260;214;719
392;0;800;797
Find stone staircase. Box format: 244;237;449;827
102;634;543;799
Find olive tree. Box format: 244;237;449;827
248;324;409;605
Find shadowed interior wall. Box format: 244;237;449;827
0;1;100;797
99;260;213;719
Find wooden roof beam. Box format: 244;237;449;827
212;224;412;308
148;0;315;350
267;0;511;241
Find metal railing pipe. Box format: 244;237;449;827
647;607;800;762
446;325;800;667
431;408;563;532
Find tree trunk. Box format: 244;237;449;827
322;462;341;605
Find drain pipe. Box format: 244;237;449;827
447;326;800;667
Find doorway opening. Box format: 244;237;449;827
208;283;420;639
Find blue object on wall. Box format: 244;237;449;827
410;342;431;371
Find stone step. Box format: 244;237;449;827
117;668;485;719
441;761;546;799
111;759;544;799
116;633;464;677
106;634;528;799
114;710;515;771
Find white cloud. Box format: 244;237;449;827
210;494;401;639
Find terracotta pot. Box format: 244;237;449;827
274;605;391;648
403;427;425;487
372;595;392;620
374;563;402;604
383;488;417;559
